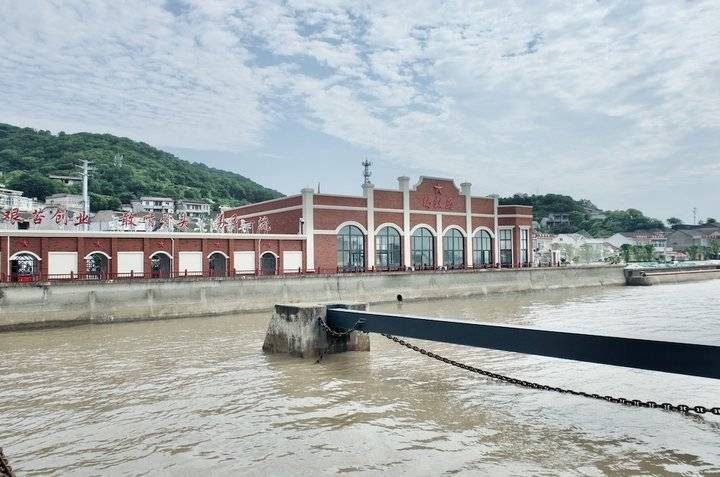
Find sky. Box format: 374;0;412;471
1;0;718;223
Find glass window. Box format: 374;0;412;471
499;229;513;267
375;226;401;270
443;228;465;269
337;225;365;271
411;227;435;269
473;230;493;267
520;229;529;266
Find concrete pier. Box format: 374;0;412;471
262;303;370;358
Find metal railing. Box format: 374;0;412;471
2;261;547;285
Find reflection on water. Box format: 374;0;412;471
1;280;719;475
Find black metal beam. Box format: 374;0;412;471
325;308;720;379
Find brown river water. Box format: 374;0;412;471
1;280;719;476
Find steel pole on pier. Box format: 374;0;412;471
326;308;720;379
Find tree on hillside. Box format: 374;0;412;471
687;245;704;261
0;122;282;209
667;217;683;228
620;244;632;263
706;217;717;224
4;171;58;200
708;240;720;259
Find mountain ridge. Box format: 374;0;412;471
0;123;283;212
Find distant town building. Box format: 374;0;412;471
628;230;669;249
48;174;82;186
44;193;84;212
133;196;175;214
540;213;571;229
176;200;211;218
0;188;35;212
667;224;720;250
532;232;560;266
605;233;634;249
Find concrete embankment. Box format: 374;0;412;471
0;266;625;332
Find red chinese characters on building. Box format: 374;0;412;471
256;216;271;234
73;212;90;227
52;208;68;225
31;209;46;225
144;212;156;230
419;184;457;211
176;213;189;230
159;213;172;231
120;212;136;229
2;207;21;225
213;212;227;232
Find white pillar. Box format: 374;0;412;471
492;194;500;268
461;182;472;268
436;213;443;268
363;182;375;270
302;187;315;272
399;176;411;269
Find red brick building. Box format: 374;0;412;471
0;230;305;281
226;176;533;273
0;176;532;282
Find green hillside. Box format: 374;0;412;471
0;123;282;212
500;193;665;236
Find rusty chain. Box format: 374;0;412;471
381;333;720;416
318;316;366;337
0;447;14;477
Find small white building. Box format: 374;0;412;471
605;233;635;249
0;188;35;212
49;174;82;186
133;197;175;214
176;200;211;218
44;193;84;212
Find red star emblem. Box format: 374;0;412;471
433;184;443;195
157;241;165;249
214;241;222;248
93;241;103;249
19;240;29;248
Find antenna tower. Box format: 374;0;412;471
362;159;372;185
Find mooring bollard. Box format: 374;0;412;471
262;303;370;358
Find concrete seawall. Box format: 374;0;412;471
0;266;626;332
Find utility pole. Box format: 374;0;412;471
77;160;95;231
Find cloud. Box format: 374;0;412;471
0;0;718;217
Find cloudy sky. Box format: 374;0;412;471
1;0;718;222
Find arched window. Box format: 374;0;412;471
411;227;434;269
10;253;39;282
208;252;228;277
86;253;109;279
375;226;401;270
443;228;465;269
261;252;277;275
150;252;172;278
499;229;513;267
337;225;365;271
473;230;493;267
